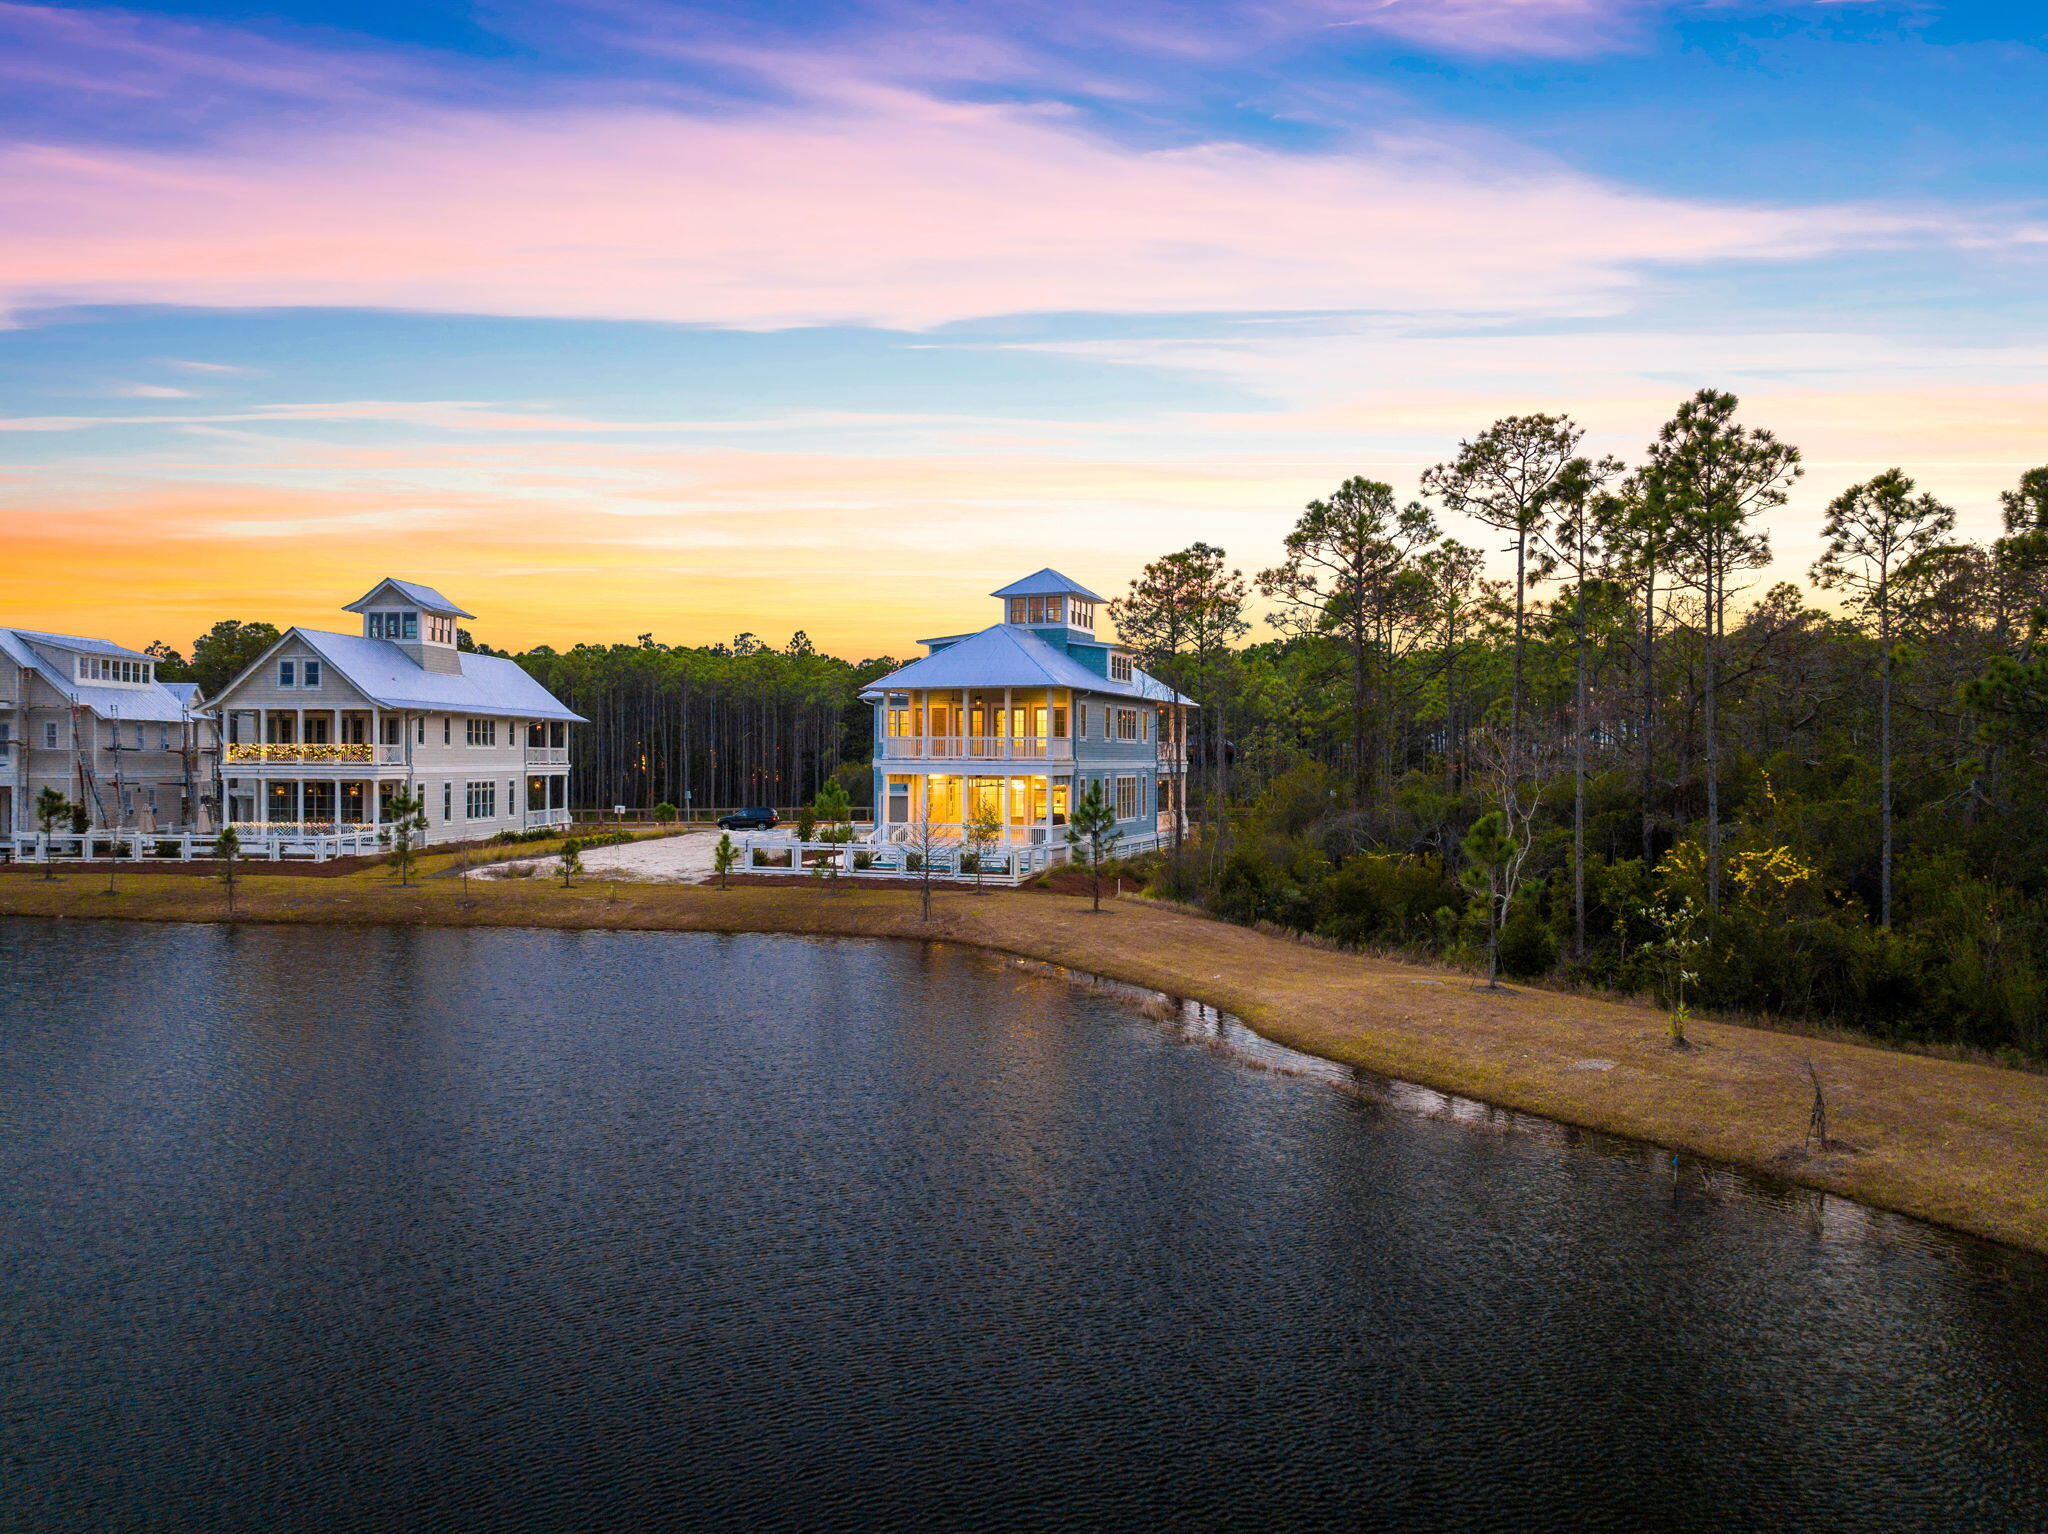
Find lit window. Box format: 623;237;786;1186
1116;709;1139;741
1045;596;1064;624
1027;596;1045;624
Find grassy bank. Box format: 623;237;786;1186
4;863;2045;1257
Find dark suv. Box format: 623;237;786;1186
717;807;780;830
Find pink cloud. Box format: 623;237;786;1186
0;80;1907;330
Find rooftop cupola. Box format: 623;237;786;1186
344;578;474;676
991;569;1104;635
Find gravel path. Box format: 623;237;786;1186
482;830;731;884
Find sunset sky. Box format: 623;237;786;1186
4;0;2044;658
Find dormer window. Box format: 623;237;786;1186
79;656;151;684
368;611;419;642
1110;653;1133;683
1072;602;1094;630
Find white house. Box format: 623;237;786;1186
864;569;1192;850
206;579;582;846
0;627;216;835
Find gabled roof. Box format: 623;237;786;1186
866;623;1191;704
0;627;203;723
990;568;1106;603
342;578;475;619
289;629;583;721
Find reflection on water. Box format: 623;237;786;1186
3;919;2045;1534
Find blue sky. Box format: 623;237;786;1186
3;0;2044;652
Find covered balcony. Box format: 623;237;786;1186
219;707;410;770
879;687;1079;763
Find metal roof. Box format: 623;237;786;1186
867;624;1192;704
341;578;476;619
7;628;156;662
989;568;1107;603
292;629;584;721
0;627;204;723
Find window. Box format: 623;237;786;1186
79;656;150;683
417;716;426;745
133;723;145;749
381;717;401;746
1026;596;1045;624
368;611;420;641
158;726;169;751
466;780;497;819
45;722;59;748
1052;706;1068;738
278;660;295;687
1075;704;1086;740
1110;653;1133;683
466;718;497;747
1009;598;1028;624
887;779;910;823
443;716;451;745
1044;596;1064;625
443;782;453;822
1116;709;1139;741
1072;602;1094;630
303;660;321;688
1115;775;1138;821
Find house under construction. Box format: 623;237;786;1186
0;628;217;835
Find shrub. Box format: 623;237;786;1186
652;802;678;823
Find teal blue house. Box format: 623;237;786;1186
863;570;1192;849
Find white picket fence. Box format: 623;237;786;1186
735;828;1166;886
3;828;388;864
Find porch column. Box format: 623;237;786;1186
294;778;304;824
960;688;968;757
1042;773;1054;845
333;706;343;746
1002;687;1013;761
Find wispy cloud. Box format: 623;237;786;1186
0;79;1920;331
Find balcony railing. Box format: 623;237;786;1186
224;743;407;766
880;736;1075;762
526;746;569;765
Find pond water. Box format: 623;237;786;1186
3;918;2046;1532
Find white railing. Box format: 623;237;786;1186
526;746;569;765
4;827;390;863
880;737;1074;762
225;743;396;766
738;834;1071;885
524;807;572;830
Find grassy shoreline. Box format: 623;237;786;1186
5;863;2045;1258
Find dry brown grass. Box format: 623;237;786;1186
4;865;2044;1256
